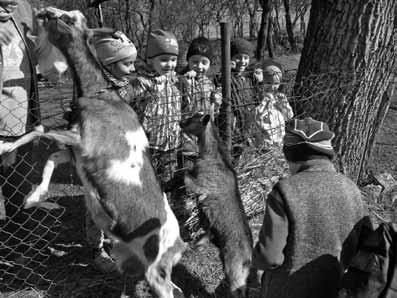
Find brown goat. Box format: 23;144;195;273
180;113;253;298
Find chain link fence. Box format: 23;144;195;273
0;65;394;295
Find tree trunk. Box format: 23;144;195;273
283;0;297;51
267;16;274;58
256;0;273;61
248;0;259;40
293;0;396;182
359;86;392;184
300;12;306;37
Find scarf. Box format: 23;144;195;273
102;68;130;100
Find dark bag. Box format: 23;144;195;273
339;222;397;298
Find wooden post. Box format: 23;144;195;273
97;4;104;27
220;22;232;156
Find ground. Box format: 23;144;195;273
1;54;396;297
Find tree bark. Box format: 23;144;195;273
256;0;273;61
267;16;274;58
283;0;297;51
293;0;396;182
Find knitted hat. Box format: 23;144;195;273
283;117;335;161
186;37;214;62
262;59;283;84
95;31;137;66
230;38;253;58
147;29;179;59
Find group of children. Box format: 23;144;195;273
92;28;293;166
83;28;294;270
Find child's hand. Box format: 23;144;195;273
260;93;276;109
153;75;167;84
253;68;263;83
184;70;197;79
210;89;222;107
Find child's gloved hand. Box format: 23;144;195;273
153;75;167;84
253;68;263;83
210;89;222;108
184;70;197;79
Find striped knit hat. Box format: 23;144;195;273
147;29;179;59
262;59;283;84
95;31;137;66
283;117;335;161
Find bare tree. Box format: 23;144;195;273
245;0;260;39
283;0;297;51
256;0;273;60
293;0;396;182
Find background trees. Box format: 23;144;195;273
32;0;310;59
31;0;395;182
292;0;396;182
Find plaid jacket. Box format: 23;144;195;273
130;71;188;152
183;74;220;114
181;74;221;155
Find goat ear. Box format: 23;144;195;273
202;114;211;126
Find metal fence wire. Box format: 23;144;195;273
0;67;392;294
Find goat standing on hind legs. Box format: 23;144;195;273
180;112;253;298
0;8;186;298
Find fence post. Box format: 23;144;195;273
220;22;232;156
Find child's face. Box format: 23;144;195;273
188;55;211;76
108;55;136;80
149;54;178;75
263;81;280;92
231;53;250;73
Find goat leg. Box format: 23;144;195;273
0;130;43;155
25;149;73;209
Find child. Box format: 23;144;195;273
130;29;187;190
66;30;137;123
180;36;221;164
182;37;221;114
94;30;137;100
84;30;138;273
218;38;261;164
252;118;366;298
253;61;294;150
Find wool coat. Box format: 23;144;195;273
253;159;369;298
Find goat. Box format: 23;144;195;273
179;112;253;298
0;8;185;298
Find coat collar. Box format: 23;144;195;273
296;159;336;174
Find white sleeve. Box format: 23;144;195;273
34;20;68;80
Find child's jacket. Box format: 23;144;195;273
253;91;294;148
130;70;188;152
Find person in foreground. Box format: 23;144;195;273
252;117;370;298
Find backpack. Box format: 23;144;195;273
339;222;397;298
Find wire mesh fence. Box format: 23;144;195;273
0;65;395;295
